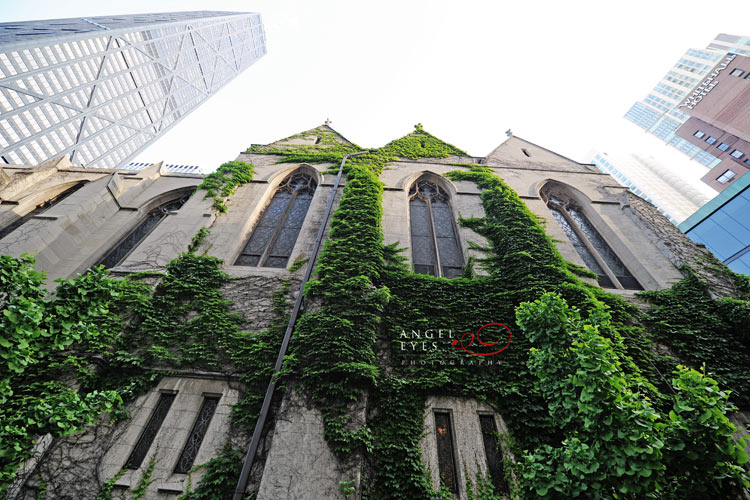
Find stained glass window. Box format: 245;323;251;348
409;178;463;278
434;411;458;493
125;392;176;470
544;190;642;290
174;396;220;474
236;171;317;268
478;414;508;493
96;195;190;269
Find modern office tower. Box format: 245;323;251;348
589;150;714;224
0;11;266;169
625;34;750;171
680;172;750;275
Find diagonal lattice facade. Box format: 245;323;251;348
0;11;265;169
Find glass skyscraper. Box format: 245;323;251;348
0;11;265;169
625;34;750;169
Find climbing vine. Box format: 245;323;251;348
5;123;750;499
197;160;254;212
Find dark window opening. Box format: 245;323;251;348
521;148;531;157
174;396;220;474
0;183;84;241
409;178;464;278
314;136;322;144
125;392;176;470
434;411;458;493
479;414;508;493
95;195;190;269
235;170;317;268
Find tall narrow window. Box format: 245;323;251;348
543;189;642;290
125;392;176;470
235;171;317;268
174;396;220;474
434;411;458;493
0;182;83;240
409;178;463;278
96;195;190;269
478;414;508;493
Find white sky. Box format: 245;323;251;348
3;0;750;188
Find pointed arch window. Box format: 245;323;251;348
235;170;317;268
543;192;642;290
409;178;464;278
96;194;190;269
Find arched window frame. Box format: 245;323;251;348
234;168;318;268
95;191;192;269
541;183;642;290
408;175;464;278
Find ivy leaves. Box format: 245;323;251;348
516;292;749;498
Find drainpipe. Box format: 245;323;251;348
233;150;371;500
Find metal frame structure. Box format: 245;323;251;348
0;12;265;169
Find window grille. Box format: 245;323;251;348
409;178;463;278
235;170;316;268
174;396;220;474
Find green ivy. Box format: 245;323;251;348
197;160;254;213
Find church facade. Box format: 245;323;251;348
2;125;748;499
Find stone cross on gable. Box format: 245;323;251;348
324;118;331;126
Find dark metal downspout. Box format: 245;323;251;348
233;150;370;499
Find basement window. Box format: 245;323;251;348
730;149;744;159
705;136;718;145
730;68;745;77
717;143;731;152
693;130;706;139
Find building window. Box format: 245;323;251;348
521;148;531;157
125;392;176;470
434;411;458;493
730;68;745;77
717;169;737;184
409;177;464;278
542;187;642;290
96;195;190;269
706;136;718;145
478;414;508;493
693;130;706;139
731;149;745;159
235;170;317;268
174;396;220;474
718;143;731;152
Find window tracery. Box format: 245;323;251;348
96;195;190;269
235;170;317;268
409;178;463;278
543;188;642;290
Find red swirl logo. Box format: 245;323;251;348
451;323;512;356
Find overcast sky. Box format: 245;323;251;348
4;0;750;189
